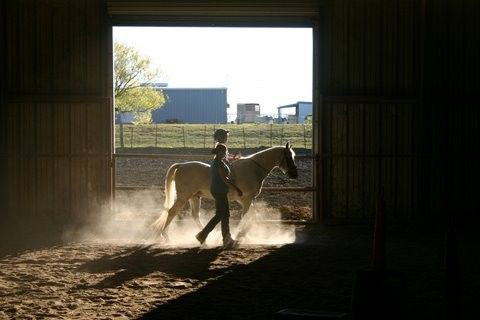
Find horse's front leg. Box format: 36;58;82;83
236;195;255;241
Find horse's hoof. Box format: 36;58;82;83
236;231;247;241
161;233;170;242
223;238;238;250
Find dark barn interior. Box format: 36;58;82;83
1;1;479;319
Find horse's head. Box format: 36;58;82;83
280;142;298;179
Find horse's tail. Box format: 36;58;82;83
164;163;180;209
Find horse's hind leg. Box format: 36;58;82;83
239;196;255;219
189;196;203;230
162;196;189;240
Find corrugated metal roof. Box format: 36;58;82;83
276;101;312;124
277;101;312;109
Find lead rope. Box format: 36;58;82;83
247;158;271;176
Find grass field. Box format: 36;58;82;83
115;123;313;149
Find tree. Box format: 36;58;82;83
114;42;166;146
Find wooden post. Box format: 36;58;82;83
280;125;284;145
155;123;158;147
119;122;124;148
182;126;186;148
270;123;273;146
203;125;206;148
213;125;216;147
303;124;307;149
130;126;134;149
243;127;246;149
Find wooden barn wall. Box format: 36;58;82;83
319;0;422;222
0;0;112;232
319;0;479;223
422;0;480;221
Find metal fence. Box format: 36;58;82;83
115;123;313;149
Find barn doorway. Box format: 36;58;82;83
112;26;317;227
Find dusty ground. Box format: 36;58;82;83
1;149;477;319
0;222;478;320
114;147;313;221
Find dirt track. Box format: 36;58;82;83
1;224;478;319
1;148;477;319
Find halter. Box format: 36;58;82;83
281;148;297;173
247;147;296;175
248;158;271;174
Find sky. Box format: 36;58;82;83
113;27;312;121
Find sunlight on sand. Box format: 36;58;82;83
69;198;297;248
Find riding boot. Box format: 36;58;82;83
196;215;221;244
223;236;236;249
195;231;207;244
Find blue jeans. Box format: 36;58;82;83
199;192;231;241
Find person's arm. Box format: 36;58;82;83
227;151;241;162
218;166;243;196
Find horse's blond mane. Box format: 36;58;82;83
239;146;286;160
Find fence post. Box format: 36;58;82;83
213;125;216;147
130;126;134;148
203;125;207;148
280;125;284;145
182;126;186;148
270;124;273;146
155;123;158;147
119;123;125;148
243;127;246;149
303;124;307;149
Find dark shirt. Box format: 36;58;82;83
210;159;230;194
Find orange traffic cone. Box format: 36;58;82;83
351;188;406;320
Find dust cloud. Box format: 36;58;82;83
68;191;296;247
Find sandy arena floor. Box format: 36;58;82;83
0;222;477;320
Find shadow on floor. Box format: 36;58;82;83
75;246;228;289
136;224;478;320
137;228;371;320
0;223;66;259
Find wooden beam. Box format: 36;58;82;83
5;95;111;104
115;185;316;192
113;153;314;160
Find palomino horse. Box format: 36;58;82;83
153;143;298;240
